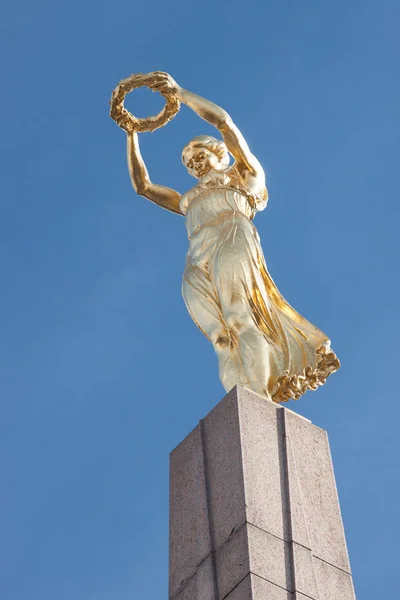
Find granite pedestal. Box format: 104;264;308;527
169;386;356;600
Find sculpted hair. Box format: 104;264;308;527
182;135;230;169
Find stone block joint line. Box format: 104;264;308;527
199;417;221;600
277;408;296;594
279;408;321;599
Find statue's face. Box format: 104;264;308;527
184;147;221;179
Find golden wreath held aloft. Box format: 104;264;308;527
110;72;181;133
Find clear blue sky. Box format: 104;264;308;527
1;1;399;598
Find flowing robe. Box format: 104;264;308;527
180;168;339;402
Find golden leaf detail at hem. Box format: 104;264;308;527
272;345;341;403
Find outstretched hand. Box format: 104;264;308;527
149;71;181;96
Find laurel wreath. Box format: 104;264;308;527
110;72;181;133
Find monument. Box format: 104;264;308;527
110;72;355;598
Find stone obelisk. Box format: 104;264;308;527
169;387;356;600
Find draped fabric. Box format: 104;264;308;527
180;168;339;402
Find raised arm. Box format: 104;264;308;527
126;131;182;215
152;73;265;183
112;108;182;216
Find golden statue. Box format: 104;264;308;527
110;72;340;403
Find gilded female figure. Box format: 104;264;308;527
110;72;339;402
